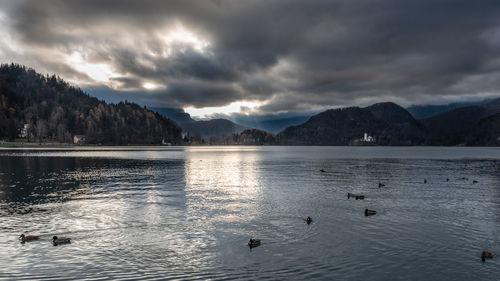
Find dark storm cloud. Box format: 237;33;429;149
161;81;245;107
2;0;500;114
89;81;244;109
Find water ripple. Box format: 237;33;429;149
1;147;500;280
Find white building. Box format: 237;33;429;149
73;135;86;144
20;123;30;138
363;132;374;142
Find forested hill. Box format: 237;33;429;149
0;63;182;144
278;102;426;145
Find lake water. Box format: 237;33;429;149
1;146;499;280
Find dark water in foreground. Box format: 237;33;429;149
1;146;500;280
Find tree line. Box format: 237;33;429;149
0;63;182;144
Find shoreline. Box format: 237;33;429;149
0;141;499;148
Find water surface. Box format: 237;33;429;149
1;146;499;280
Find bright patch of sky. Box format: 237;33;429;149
67;52;116;83
162;24;210;54
143;82;166;90
184;101;263;119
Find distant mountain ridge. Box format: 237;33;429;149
182;118;246;138
152;107;246;138
152;107;194;124
406;99;495;119
221;113;312;134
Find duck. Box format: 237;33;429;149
424;179;427;184
378;183;385;188
446;178;449;182
348;193;365;200
52;236;71;246
364;209;377;216
19;234;39;242
306;216;313;224
248;238;261;248
320;169;326;173
481;251;494;262
473;180;478;184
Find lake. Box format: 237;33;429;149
1;146;499;280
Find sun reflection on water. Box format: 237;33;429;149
184;147;263;226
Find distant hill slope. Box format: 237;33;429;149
152;107;195;125
182;118;246;138
422;98;500;145
224;113;312;134
279;102;425;145
488;97;500;106
464;113;500;146
485;97;500;115
152;107;246;138
279;107;383;145
0;63;182;144
406;99;494;119
366;102;426;141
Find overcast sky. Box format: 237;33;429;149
1;0;500;117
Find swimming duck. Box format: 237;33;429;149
52;236;71;246
320;169;326;173
378;183;385;188
248;238;261;248
306;217;313;224
481;251;494;262
348;193;365;200
364;209;377;216
446;178;449;182
424;179;427;184
473;180;478;184
19;234;39;242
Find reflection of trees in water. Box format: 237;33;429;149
0;156;89;214
0;156;186;214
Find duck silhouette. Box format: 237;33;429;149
481;251;494;262
248;238;261;248
364;209;377;216
52;236;71;246
348;193;365;200
19;234;39;243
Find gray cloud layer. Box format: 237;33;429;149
1;0;500;114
